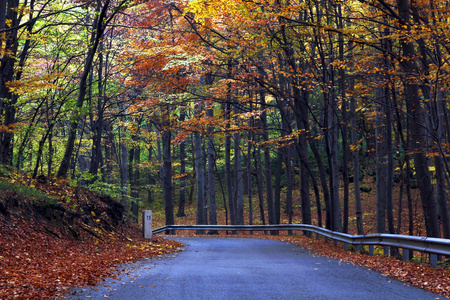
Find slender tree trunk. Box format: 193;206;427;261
119;129;128;212
234;129;244;225
194;102;206;234
325;88;342;232
233;102;244;225
225;102;237;229
375;85;387;233
255;141;266;228
336;2;350;234
405;155;414;238
284;144;294;231
207;104;218;234
350;86;364;235
297;96;311;228
260;95;276;232
247;131;254;234
385;90;395;236
88;39;105;180
0;0;20;166
131;140;140;221
274;151;282;225
147;145;154;205
177;111;187;217
309;136;331;229
162;127;175;234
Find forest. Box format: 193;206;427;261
1;0;450;239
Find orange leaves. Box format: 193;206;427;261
0;213;182;299
0;124;20;134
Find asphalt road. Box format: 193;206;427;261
67;237;443;299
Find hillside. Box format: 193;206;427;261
0;167;182;299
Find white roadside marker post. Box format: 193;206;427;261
143;210;152;239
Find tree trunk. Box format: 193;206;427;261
207;104;218;234
0;0;20;166
309;136;331;229
325;88;342;232
119;127;128;212
375;85;387;233
247;132;254;234
88;39;105;180
147;145;154;206
234;129;244;225
260;95;276;232
255;141;266;229
433;94;450;238
397;0;439;237
225;102;237;229
194;104;206;234
350;87;364;235
284;144;294;231
177;111;187;217
274;151;282;225
162;128;174;234
131;139;140;221
336;2;350;234
104;127;113;184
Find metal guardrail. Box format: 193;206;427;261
153;224;450;266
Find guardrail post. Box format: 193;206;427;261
402;248;409;261
143;210;152;239
355;245;361;253
383;246;389;257
369;245;374;255
344;242;348;251
430;254;438;268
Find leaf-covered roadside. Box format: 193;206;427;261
0;220;181;299
0;173;183;299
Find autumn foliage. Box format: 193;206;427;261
2;0;450;297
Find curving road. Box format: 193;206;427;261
67;237;443;299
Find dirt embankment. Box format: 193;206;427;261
0;171;182;299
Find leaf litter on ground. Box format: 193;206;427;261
0;173;183;299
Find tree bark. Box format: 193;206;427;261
274;151;282;225
119;128;128;212
350;83;364;235
255;140;266;229
194;102;206;234
0;0;20;166
177;111;187;217
207;105;218;234
88;38;105;180
224;102;237;229
247;131;254;234
234;129;244;225
162;127;175;234
260;95;276;232
397;0;440;237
